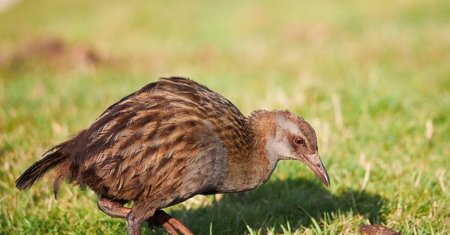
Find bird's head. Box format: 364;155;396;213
251;110;330;186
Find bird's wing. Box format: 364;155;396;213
73;78;230;200
80;108;227;200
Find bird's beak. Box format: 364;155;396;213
300;153;330;187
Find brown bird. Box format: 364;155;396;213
16;77;330;235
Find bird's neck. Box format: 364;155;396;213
219;111;279;192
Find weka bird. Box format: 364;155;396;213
16;77;330;235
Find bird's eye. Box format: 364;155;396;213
294;137;305;146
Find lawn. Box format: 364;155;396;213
0;0;449;234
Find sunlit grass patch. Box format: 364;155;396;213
1;0;449;234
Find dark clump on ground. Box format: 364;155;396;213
359;224;400;235
0;38;109;73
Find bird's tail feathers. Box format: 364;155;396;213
16;143;70;198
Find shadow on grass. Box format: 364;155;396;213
171;178;386;234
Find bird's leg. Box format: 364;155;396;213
126;212;144;235
98;197;143;235
127;203;160;235
147;211;178;235
152;210;194;235
97;197;130;218
97;197;178;234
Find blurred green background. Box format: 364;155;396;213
0;0;449;234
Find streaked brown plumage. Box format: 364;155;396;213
16;77;330;235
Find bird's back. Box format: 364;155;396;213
63;77;251;203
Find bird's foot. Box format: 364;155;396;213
148;210;193;235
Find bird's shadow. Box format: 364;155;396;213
168;178;386;234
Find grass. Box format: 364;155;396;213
0;0;449;234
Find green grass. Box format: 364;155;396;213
1;0;449;234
